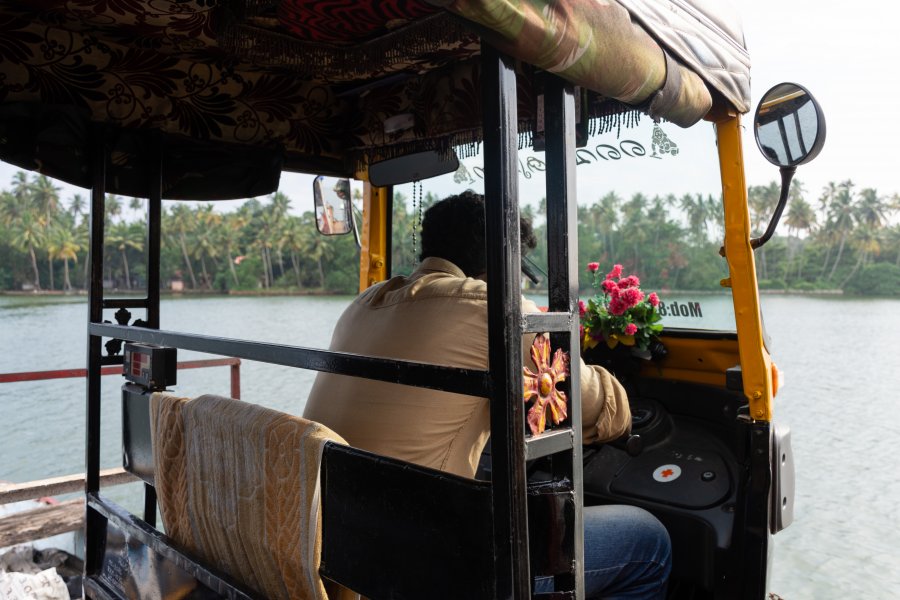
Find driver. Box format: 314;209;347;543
303;190;670;599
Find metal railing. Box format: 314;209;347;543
0;358;241;548
0;357;241;398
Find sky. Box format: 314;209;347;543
737;0;898;199
1;0;896;212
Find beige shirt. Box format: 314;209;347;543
303;257;631;478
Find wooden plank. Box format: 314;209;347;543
0;498;84;547
0;468;137;505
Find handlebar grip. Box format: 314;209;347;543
609;434;643;457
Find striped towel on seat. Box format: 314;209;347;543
150;392;347;600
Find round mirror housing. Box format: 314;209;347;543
754;83;825;167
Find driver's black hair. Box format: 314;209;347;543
419;190;537;277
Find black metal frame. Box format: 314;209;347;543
83;44;586;600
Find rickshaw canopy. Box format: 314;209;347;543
0;0;749;198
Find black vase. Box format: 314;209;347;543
581;340;666;383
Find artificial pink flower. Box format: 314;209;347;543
587;262;600;273
606;264;623;280
624;323;638;336
620;287;644;307
617;275;640;289
608;297;627;316
578;300;586;317
601;279;619;295
648;292;660;307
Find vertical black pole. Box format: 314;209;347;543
147;135;162;330
544;76;585;598
84;125;107;574
143;136;163;527
482;42;530;599
385;185;394;279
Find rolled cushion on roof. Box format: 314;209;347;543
440;0;714;126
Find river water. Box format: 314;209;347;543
1;293;898;598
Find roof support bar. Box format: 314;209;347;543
482;42;530;599
544;74;585;598
85;124;108;577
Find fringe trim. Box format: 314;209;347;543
219;12;476;82
348;101;650;172
588;100;644;139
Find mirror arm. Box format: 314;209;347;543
350;204;362;249
750;166;796;250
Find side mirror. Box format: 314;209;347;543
746;83;826;251
754;82;825;168
314;176;353;236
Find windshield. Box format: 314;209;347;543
392;115;736;332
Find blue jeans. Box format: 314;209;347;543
534;505;671;599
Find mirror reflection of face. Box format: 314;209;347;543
755;84;819;167
314;176;352;235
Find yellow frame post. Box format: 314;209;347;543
358;183;390;292
715;115;774;422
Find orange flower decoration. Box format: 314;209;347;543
523;335;570;435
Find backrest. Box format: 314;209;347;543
319;443;496;600
150;392;347;600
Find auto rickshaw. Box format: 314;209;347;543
0;1;824;598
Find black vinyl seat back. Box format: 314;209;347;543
320;443;497;600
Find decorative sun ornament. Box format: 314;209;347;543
523;335;570;435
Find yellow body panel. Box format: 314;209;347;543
640;336;740;388
358;184;390;292
715;116;774;422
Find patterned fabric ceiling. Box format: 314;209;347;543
0;0;746;195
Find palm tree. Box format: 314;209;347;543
885;225;900;267
301;212;333;289
2;174;31;227
279;217;306;287
825;180;856;281
105;194;123;225
264;192;292;282
47;222;81;291
10;210;44;290
166;203;199;289
193;204;221;289
856;188;887;230
840;226;882;288
747;182;780;279
11;171;31;205
107;221;144;289
784;196;816;279
679;193;714;244
836;188;889;287
31;175;60;225
69;194;86;220
220;210;249;287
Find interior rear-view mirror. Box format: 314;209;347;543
314;176;353;236
754;82;825;168
368;150;459;187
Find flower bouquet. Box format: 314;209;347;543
580;263;663;359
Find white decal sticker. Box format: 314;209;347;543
653;464;682;483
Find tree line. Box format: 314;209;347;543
1;171;898;296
